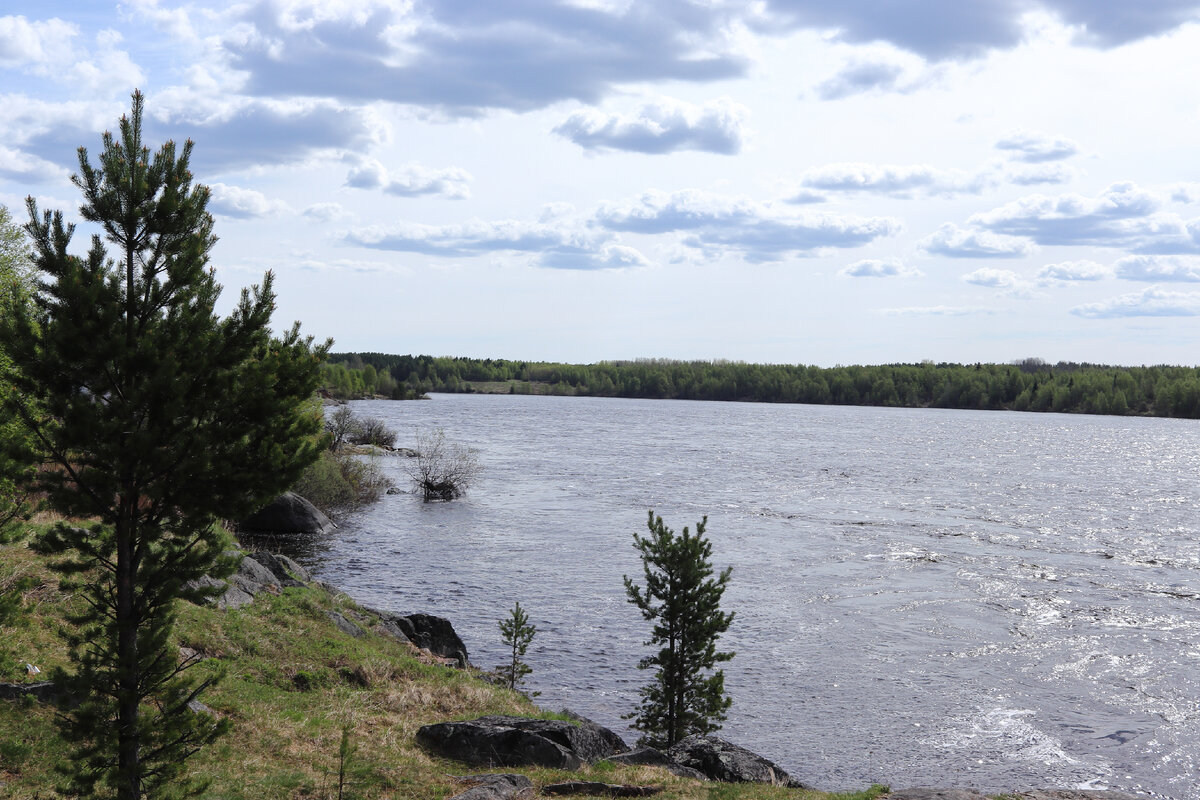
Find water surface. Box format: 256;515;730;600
299;395;1200;798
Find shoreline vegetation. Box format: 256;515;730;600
0;522;893;799
323;353;1200;418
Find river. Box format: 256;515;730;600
293;394;1200;798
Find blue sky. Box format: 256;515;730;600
5;1;1200;365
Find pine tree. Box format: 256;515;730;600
623;510;734;749
0;92;327;799
497;601;537;693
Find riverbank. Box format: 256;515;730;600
0;526;885;799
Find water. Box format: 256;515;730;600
295;394;1200;798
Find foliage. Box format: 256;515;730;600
329;351;1200;419
496;601;537;694
624;511;734;749
321;356;424;400
406;428;480;502
0;92;326;799
292;449;393;517
1;533;869;800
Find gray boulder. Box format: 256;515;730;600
417;715;627;771
447;773;533;800
249;551;310;587
238;492;334;535
328;611;365;638
369;608;470;668
606;747;706;780
666;735;806;788
0;681;57;703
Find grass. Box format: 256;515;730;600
0;523;892;800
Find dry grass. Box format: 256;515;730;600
0;524;888;800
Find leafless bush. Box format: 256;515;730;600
351;416;397;448
405;428;480;502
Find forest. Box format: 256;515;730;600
321;353;1200;418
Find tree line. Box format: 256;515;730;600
326;353;1200;418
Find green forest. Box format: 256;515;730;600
323;352;1200;418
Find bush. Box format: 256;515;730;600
350;416;397;448
406;428;480;502
291;450;392;516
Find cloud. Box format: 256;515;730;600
221;1;749;116
595;189;900;262
207;182;289;219
1114;255;1200;282
839;258;922;278
1036;260;1111;282
962;267;1022;288
342;216;648;270
968;182;1163;246
881;305;989;317
345;159;471;199
758;1;1200;60
1004;163;1078;186
0;145;68;183
799;162;992;198
0;15;79;67
815;59;906;100
553;96;748;155
785;188;827;205
302;202;349;222
919;223;1034;258
1169;183;1200;203
1071;285;1200;318
994;130;1079;163
12;97;382;175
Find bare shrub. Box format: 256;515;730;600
351;416;397;448
406;428;480;502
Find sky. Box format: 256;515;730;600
5;1;1200;366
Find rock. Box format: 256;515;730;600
543;782;662;797
560;710;628;756
367;608;470;668
888;791;989;800
417;715;627;770
386;487;404;495
0;681;57;703
237;491;334;536
328;611;365;638
183;574;254;609
249;551;310;587
606;747;706;780
187;699;214;716
447;773;533;800
666;735;806;788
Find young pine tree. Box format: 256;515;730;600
0;92;327;800
497;601;537;693
624;510;734;749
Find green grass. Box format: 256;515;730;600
0;524;890;799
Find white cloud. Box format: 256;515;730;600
1115;255;1200;282
0;15;79;67
1036;260;1111;282
0;145;68;183
880;305;989;317
839;258;922;278
1071;286;1200;318
207;182;290;219
345;159;471;199
813;54;938;99
302;202;349;222
342;215;646;271
994;129;1079;163
595;189;900;262
963;267;1022;288
554;96;749;155
1004;163;1078;186
799;162;992;198
969;182;1164;246
919;223;1034;258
